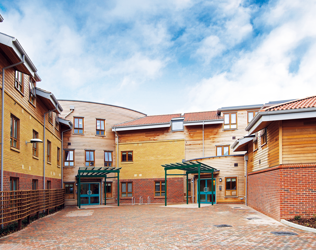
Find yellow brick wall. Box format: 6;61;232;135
2;91;61;179
118;139;185;179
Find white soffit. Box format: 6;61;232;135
112;123;170;132
184;120;223;126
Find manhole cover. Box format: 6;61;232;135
271;231;298;236
247;217;261;220
214;224;232;228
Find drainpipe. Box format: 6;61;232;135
202;121;205;157
114;129;119;199
61;128;72;188
1;55;25;192
244;155;248;206
43;109;56;189
192;176;194;204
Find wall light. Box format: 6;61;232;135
219;178;222;182
25;138;43;144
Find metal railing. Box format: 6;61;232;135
0;189;64;227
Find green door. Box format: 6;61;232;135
200;179;216;204
80;183;100;205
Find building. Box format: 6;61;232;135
232;96;316;220
0;32;68;191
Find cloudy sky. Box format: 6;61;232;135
1;0;316;115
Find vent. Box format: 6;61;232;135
271;231;298;236
214;224;232;228
234;163;238;167
232;136;236;140
259;159;261;164
68;142;71;146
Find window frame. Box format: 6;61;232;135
29;77;36;106
14;70;24;94
154;181;165;197
225;177;237;196
247;111;258;124
85;150;95;166
104;151;113;166
96;119;105;136
10;177;19;191
32;179;38;190
73;117;84;134
64;149;75;167
32;130;39;157
171;119;184;132
121;151;133;162
223;113;237;130
47;140;51;163
216;145;230;156
121;182;133;197
10;114;20;150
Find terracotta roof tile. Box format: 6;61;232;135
184;111;222;122
264;95;316;112
113;114;181;127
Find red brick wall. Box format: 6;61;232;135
119;178;184;204
248;165;316;221
2;170;61;191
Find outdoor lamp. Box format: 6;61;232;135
219;178;222;182
25;138;43;144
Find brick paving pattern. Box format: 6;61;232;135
0;204;316;249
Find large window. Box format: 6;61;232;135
64;150;74;166
96;119;105;135
47;140;51;163
121;182;133;197
247;111;258;124
32;130;38;157
10;177;19;191
225;177;237;196
32;179;38;190
216;145;229;156
171;119;184;131
223;113;237;130
74;117;84;134
29;78;36;105
104;151;113;166
10;115;20;149
14;71;23;93
57;147;60;166
121;151;133;162
106;182;112;198
85;150;95;166
155;181;165;197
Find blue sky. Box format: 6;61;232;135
1;0;316;115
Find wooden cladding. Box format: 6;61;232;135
121;151;133;162
223;113;237;130
10;114;20;149
74;117;84;134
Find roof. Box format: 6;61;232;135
162;161;219;173
184;111;221;122
263;96;316;112
0;14;4;22
36;87;63;113
58;117;72;129
232;135;255;152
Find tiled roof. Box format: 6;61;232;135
113;111;222;128
264;96;316;112
184;111;222;122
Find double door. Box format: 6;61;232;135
80;183;100;205
200;179;216;204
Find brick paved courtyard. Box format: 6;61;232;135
0;204;316;249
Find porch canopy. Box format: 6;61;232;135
162;161;219;208
77;166;121;208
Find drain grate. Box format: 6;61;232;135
271;231;298;236
247;217;261;220
214;224;232;228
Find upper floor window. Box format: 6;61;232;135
247;111;258;124
55;115;59;130
96;119;105;135
57;147;60;166
29;79;36;105
10;114;20;149
253;134;258;151
14;71;23;93
104;151;113;166
64;150;74;166
74;117;84;134
85;150;95;166
47;140;51;163
121;151;133;162
171;118;184;131
223;113;237;130
216;145;229;156
261;128;267;146
32;130;39;157
48;111;53;124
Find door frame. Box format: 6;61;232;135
80;182;100;206
199;178;216;204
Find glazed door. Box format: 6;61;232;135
200;179;216;204
80;183;100;205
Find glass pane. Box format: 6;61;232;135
90;184;99;194
81;197;89;204
161;182;165;191
248;112;254;122
127;193;132;197
122;183;126;193
122;152;126;161
207;180;214;191
231;114;236;123
85;162;89;166
223;147;229;155
86;151;89;161
231;181;236;190
14;120;18;138
231;124;237;129
70;162;74;166
155;192;160;196
155;182;160;191
105;152;109;161
128;183;132;192
224;125;230;129
224;114;229;124
79;129;83;134
78;119;83;128
217;147;222;156
122;193;126;197
200;194;206;202
69;151;73;160
90;196;99;204
75;119;78;128
172;121;183;131
101;131;104;135
108;153;112;161
96;130;100;135
90;152;94;161
80;184;89;195
200;180;205;192
64;162;69;166
101;121;104;130
226;178;231;182
128;152;133;161
97;120;100;129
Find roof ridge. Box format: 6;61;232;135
184;110;217;114
113;115;148;127
263;95;316;111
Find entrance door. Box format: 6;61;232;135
200;179;216;204
80;183;100;205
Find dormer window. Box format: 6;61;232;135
171;118;184;131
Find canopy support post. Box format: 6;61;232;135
198;164;200;208
78;174;81;209
117;172;120;206
104;176;107;206
165;169;167;206
211;170;214;205
186;172;188;205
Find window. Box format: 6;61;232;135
155;181;165;196
104;151;113;166
14;71;23;93
253;134;258;151
171;119;184;131
223;113;237;130
121;151;133;162
29;78;36;105
187;179;191;196
65;183;74;194
106;182;112;198
216;145;229;156
96;119;105;135
247;111;258;124
55;115;59;130
261;128;267;145
74;117;84;134
64;150;74;166
47;140;51;163
48;111;53;124
57;147;60;166
121;182;133;197
32;179;38;190
47;180;51;189
10;177;19;191
85;150;95;166
10;115;20;149
32;130;38;157
225;177;237;196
